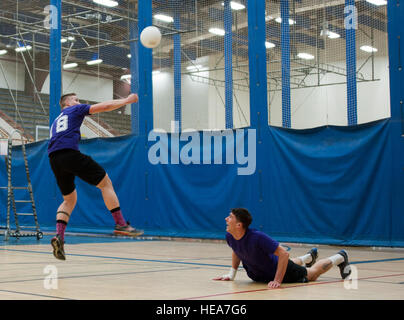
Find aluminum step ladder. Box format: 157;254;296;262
0;130;42;241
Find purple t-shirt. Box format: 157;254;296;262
48;104;91;155
226;228;279;282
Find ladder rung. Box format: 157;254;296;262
14;200;32;203
16;213;34;216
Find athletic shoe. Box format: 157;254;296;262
114;222;144;237
51;235;66;261
305;247;318;268
337;250;351;279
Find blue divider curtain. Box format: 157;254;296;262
2;118;403;246
387;0;404;246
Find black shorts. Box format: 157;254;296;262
49;149;106;195
282;259;308;283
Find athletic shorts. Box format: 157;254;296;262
282;259;308;283
49;149;106;195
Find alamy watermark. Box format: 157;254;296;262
43;265;58;290
344;265;358;290
344;5;358;30
148;122;256;176
43;5;58;30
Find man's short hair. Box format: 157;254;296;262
231;208;252;229
60;93;76;108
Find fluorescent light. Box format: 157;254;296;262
127;54;131;58
366;0;387;5
321;30;340;39
230;1;245;10
221;1;245;10
61;38;68;43
15;45;32;52
67;36;75;41
63;62;78;69
86;59;103;65
328;31;341;39
0;50;7;55
93;0;118;7
154;14;174;23
265;41;275;49
297;52;315;60
275;17;296;25
360;45;378;53
209;28;225;36
120;74;131;80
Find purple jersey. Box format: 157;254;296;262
48;104;91;155
226;228;279;282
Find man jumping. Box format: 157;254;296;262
48;92;143;260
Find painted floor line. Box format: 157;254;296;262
0;288;73;300
182;272;404;300
0;266;200;285
0;247;231;268
351;257;404;264
1;248;403;269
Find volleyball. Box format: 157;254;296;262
140;26;162;49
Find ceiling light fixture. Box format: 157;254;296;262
93;0;118;8
209;28;225;36
86;59;103;65
63;62;78;69
321;30;341;39
15;45;32;53
297;52;315;60
265;41;276;49
154;14;174;23
275;17;296;25
221;1;246;11
360;45;378;53
365;0;387;6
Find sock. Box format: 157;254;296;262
56;220;67;242
297;253;312;265
328;253;344;266
111;207;126;226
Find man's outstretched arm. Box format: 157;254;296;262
213;251;241;281
89;93;138;114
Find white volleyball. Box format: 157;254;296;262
140;26;162;49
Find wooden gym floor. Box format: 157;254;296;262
0;234;403;300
